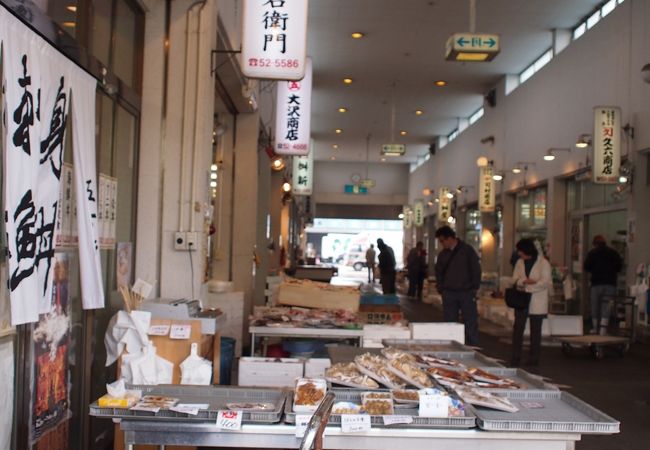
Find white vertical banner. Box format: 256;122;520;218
403;205;413;229
70;66;104;311
593;106;621;184
478;166;496;212
438;187;451;223
274;58;312;155
413;200;425;227
241;0;309;80
292;152;313;195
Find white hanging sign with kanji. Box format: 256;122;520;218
438;187;452;223
292;151;313;195
593;106;621;184
241;0;309;80
274;58;312;155
413;200;425;227
479;166;495;212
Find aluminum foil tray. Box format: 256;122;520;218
89;385;287;423
284;388;476;429
474;390;619;434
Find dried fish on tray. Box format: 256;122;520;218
426;367;477;388
381;347;418;363
386;356;435;389
455;387;519;413
467;367;520;389
354;353;406;389
416;354;466;369
325;363;380;389
391;389;420;404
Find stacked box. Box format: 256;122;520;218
304;358;331;377
410;322;465;344
238;357;303;387
362;324;410;347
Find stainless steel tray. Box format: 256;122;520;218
427;351;504;368
285;388;476;429
477;368;559;390
474;390;619;434
382;339;471;352
89;385;287;423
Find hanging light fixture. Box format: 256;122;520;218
282;181;292;192
271;156;285;171
575;134;592;148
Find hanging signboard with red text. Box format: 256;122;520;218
275;58;312;155
438;187;451;223
478;166;496;212
593;106;621;184
292;150;313;195
241;0;309;80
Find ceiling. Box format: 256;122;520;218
306;0;603;164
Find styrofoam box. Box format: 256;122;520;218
238;357;303;387
409;322;465;344
361;340;385;348
363;325;411;341
304;358;331;378
547;314;583;336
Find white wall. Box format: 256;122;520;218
409;0;650;279
315;161;410;196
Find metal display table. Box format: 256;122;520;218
118;420;581;450
249;326;364;355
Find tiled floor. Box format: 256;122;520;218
399;295;650;450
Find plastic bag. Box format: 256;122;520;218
180;343;212;385
128;342;173;385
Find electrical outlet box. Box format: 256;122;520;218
174;231;199;251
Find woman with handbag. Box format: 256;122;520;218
510;238;552;367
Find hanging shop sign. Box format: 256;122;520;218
1;7;104;325
292;152;313;195
593;106;621;184
478;166;496;212
413;200;425;227
241;0;309;80
275;58;312;155
438;187;452;222
403;206;413;229
445;33;500;62
380;144;406;156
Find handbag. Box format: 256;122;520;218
505;287;532;309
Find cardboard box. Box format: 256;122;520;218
238;357;303;387
277;283;360;312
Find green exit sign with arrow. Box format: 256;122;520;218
446;33;500;62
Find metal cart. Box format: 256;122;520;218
559;295;636;359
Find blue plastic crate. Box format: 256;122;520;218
360;293;400;305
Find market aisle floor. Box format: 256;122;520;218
399;296;650;450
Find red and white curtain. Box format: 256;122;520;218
1;6;104;325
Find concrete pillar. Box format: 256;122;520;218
136;0;217;299
254;153;272;306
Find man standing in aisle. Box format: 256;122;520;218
434;226;482;346
584;235;622;335
377;238;396;294
365;244;377;283
406;241;427;299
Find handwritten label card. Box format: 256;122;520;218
170;403;209;416
169;324;192;339
216;410;242;431
419;394;449;418
295;414;312;438
148;324;170;336
382;415;413;425
341;414;371;433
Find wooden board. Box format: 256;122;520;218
277;283;360;312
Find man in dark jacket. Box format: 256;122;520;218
377;238;396;294
434;226;482;345
406;241;427;299
584;235;623;335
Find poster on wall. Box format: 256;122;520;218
274;58;312;156
478;166;495;212
31;253;71;445
241;0;309;80
1;6;104;323
98;174;118;249
438;187;451;223
592;106;621;184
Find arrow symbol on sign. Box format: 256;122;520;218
457;37;468;47
485;38;496;48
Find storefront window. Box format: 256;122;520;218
112;0;137;87
32;0;79;38
533;188;547;227
92;0;112;66
464;209;481;254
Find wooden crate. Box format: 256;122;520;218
277;283;360;312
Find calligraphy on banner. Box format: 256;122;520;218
593;106;621;184
292;151;313;195
438;187;451;223
241;0;309;80
479;166;496;212
1;7;104;324
275;58;312;155
413;200;425;227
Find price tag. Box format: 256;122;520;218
169;324;192;339
216;410;242;431
382;415;413;425
295;414;312;438
147;324;170;336
341;414;371;433
170;403;209;416
418;394;449;418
